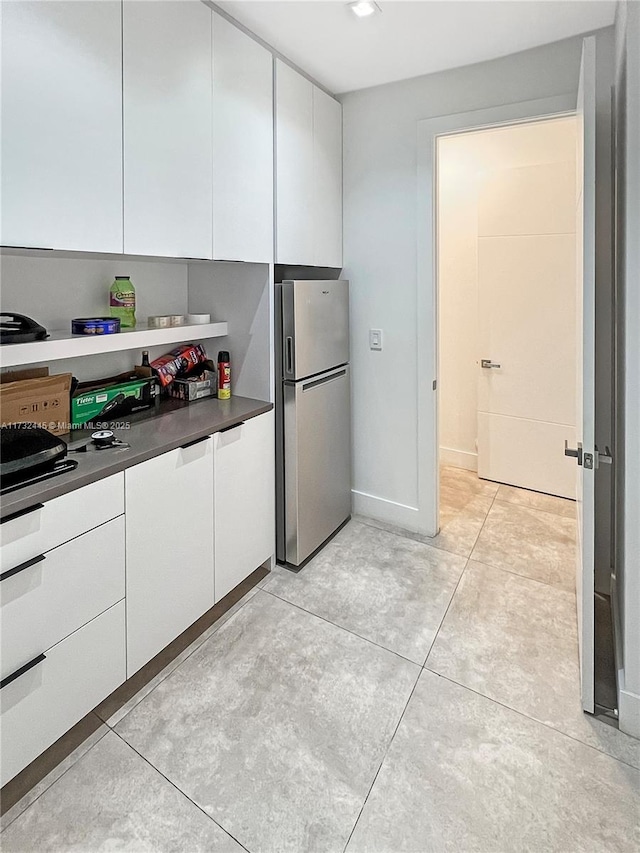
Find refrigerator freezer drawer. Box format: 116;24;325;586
281;279;349;381
283;365;351;566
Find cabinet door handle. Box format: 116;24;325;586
180;436;209;450
0;553;45;583
1;653;46;690
219;421;244;434
1;503;44;525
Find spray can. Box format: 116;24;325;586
217;350;231;399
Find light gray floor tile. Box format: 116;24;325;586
1;716;109;832
116;591;419;853
431;491;494;557
264;520;466;664
440;464;499;497
427;561;640;769
346;670;640;853
496;483;577;518
0;731;243;852
471;499;577;588
96;587;259;728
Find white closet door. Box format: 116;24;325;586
123;0;212;259
212;13;273;263
313;87;343;268
0;1;123;252
275;60;314;265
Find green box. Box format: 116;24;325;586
71;375;158;427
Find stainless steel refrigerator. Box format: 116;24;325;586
275;279;351;569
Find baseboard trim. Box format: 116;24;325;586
351;490;425;533
619;688;640;739
439;447;477;472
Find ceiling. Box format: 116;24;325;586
216;0;617;94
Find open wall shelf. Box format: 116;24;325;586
0;321;228;368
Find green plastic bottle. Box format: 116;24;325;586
109;276;136;328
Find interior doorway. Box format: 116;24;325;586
436;115;579;504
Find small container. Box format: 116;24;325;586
148;315;171;329
169;315;185;327
217;350;231;399
186;313;211;325
72;317;121;335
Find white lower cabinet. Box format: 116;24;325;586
214;412;275;602
0;600;126;787
1;516;125;682
125;437;215;677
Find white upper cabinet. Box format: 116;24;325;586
212;13;273;263
275;60;315;265
0;1;123;253
123;0;213;259
313;87;343;268
275;61;343;267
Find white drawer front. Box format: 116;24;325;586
1;517;125;681
0;599;125;787
0;473;124;572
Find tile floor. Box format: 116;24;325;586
2;466;639;852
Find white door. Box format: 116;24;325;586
125;438;214;677
275;60;315;265
214;413;274;602
313;86;343;267
123;0;213;259
212;12;273;263
0;0;123;253
477;159;578;498
571;36;597;713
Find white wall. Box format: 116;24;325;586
613;0;640;739
187;262;272;402
343;34;587;513
0;251;188;379
437;119;577;475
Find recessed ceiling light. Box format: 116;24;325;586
348;1;381;19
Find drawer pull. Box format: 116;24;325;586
1;653;46;690
0;503;44;525
219;421;244;434
180;436;209;450
0;554;46;583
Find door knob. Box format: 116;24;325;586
481;359;501;369
564;440;583;466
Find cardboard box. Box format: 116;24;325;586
0;368;72;436
71;368;159;427
166;365;217;402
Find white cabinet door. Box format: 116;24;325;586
125;438;214;676
123;0;213;259
0;1;123;252
214;412;274;602
213;13;273;263
275;60;315;265
313;87;343;267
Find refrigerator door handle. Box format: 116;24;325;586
302;368;347;391
285;336;294;376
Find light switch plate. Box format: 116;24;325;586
369;329;383;351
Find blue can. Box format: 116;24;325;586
71;317;121;335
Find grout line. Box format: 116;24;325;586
0;726;111;835
464;483;499;560
422;670;640;773
421;558;470;668
492;496;577;521
467;556;576;594
341;667;423;853
98;589;258;729
259;588;421;668
110;729;251;853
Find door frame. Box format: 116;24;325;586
416;94;577;536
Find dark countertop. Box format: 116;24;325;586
1;396;272;519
